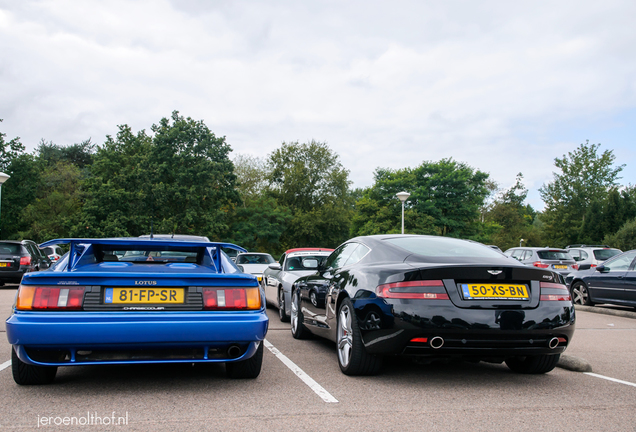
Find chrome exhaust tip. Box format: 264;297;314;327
227;345;242;358
548;337;560;349
430;336;444;349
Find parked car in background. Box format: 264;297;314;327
290;235;574;376
503;247;577;277
565;245;622;269
235;253;276;283
262;248;334;322
566;250;636;307
6;237;268;385
40;245;64;262
0;240;51;285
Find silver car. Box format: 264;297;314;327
503;247;576;276
262;248;333;322
565;245;622;269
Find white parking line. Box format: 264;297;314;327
585;372;636;388
0;360;10;372
263;339;338;403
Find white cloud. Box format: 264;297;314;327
1;0;635;209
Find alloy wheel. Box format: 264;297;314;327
337;304;353;368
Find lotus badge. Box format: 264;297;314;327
487;270;502;275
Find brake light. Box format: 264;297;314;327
572;264;579;270
539;282;571;301
376;280;449;300
16;285;85;310
20;256;31;266
202;287;261;310
533;261;549;268
590;264;597;268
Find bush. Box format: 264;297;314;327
604;218;636;251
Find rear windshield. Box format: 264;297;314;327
236;254;275;265
285;255;327;271
537;251;572;260
385;237;504;258
0;243;21;254
101;248;198;263
593;249;621;261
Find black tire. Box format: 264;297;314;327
226;343;263;379
290;288;311;339
505;354;560;374
336;297;383;376
278;288;290;322
11;347;57;385
571;281;594;306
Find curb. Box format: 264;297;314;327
557;354;592;373
575;305;636;319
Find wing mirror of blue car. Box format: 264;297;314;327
268;263;282;270
596;265;607;273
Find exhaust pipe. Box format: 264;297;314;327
227;345;242;358
430;336;444;349
548;337;560;349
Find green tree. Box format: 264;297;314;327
604;218;636;251
485;173;543;250
351;158;490;238
0;120;41;240
20;162;82;242
539;141;624;247
72;112;239;238
267;140;353;248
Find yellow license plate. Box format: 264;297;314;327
553;265;567;269
0;263;7;267
104;288;185;304
461;284;528;300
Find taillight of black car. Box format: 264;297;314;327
376;280;449;300
16;285;86;310
539;281;571;301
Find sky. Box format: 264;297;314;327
1;0;635;210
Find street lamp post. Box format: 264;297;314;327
396;191;410;234
519;238;524;247
0;172;10;240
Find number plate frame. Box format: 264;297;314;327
104;287;185;304
460;283;529;300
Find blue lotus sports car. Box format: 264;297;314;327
6;238;269;385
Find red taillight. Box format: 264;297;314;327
590;264;597;268
17;285;85;310
202;287;261;310
539;282;571;301
572;264;579;270
376;280;449;300
410;337;428;343
533;261;549;268
20;256;31;266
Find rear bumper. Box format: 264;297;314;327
6;310;268;366
356;300;575;357
0;269;26;282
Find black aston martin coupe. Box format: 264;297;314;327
290;235;575;375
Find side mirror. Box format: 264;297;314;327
268;263;282;271
596;265;607;273
237;264;244;272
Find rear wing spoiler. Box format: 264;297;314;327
39;238;247;272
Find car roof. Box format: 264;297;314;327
284;247;334;254
236;252;272;256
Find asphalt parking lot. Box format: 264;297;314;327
1;285;635;431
